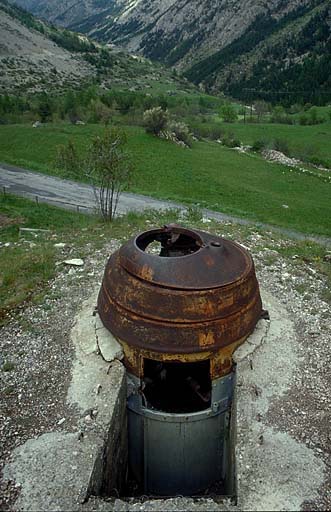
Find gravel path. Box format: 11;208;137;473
0;219;330;510
1;163;330;247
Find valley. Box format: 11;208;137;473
1;1;331;511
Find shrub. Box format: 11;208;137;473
185;205;203;222
309;108;323;125
289;103;303;114
219;102;237;123
208;125;224;140
252;139;269;152
299;114;309;126
85;129;133;221
88;99;112;124
308;155;330;169
143;107;168;135
168;121;193;147
55;140;82;178
222;133;241;148
272;138;290;156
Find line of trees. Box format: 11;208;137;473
0;87;224;125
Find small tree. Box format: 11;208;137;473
55;140;82;178
254;100;269;121
85;129;133;221
143;106;168;135
271;105;286;123
219;102;237;123
37;93;52;122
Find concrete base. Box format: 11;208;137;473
2;288;326;511
3;291;127;512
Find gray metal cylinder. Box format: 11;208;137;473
127;371;235;496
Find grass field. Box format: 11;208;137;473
0;195;95;323
0;124;330;236
211;119;331;167
0;194;182;323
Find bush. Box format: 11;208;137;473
185;204;203;222
143;107;168;135
308;155;330;169
219;102;237;123
222;133;241;148
289;103;303;114
299;114;309;126
86;128;133;221
168;121;193;147
208;125;225;140
55;140;82;178
299;110;323;126
272;138;290;156
309;107;323;125
88;99;112;124
188;123;224;141
252;139;269;152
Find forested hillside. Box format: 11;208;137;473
185;1;331;105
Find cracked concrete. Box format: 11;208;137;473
70;289;124;367
3;292;127;511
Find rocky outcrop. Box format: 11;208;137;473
0;5;93;93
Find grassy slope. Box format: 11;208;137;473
212;120;331;166
0;195;95;320
0;194;180;322
0;124;330;236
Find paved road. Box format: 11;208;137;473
1;162;330;246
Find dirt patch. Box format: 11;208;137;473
0;215;24;228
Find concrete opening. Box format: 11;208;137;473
125;361;236;499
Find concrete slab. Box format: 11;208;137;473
3;293;128;512
81;288;326;511
95;321;124;363
70;292;98;357
2;288;327;512
3;432;102;512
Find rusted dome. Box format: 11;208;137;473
98;225;262;358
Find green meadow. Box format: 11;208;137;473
0;123;330;236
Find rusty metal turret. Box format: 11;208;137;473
98;224;262;379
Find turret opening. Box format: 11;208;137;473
136;228;202;257
142;359;211;413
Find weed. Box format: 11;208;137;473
2;361;15;372
252;139;269;152
272;138;290;156
185;205;203;222
3;386;15;395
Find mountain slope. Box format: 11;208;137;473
7;0;331;104
184;1;331;104
9;0;313;62
0;0;186;95
0;0;97;93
